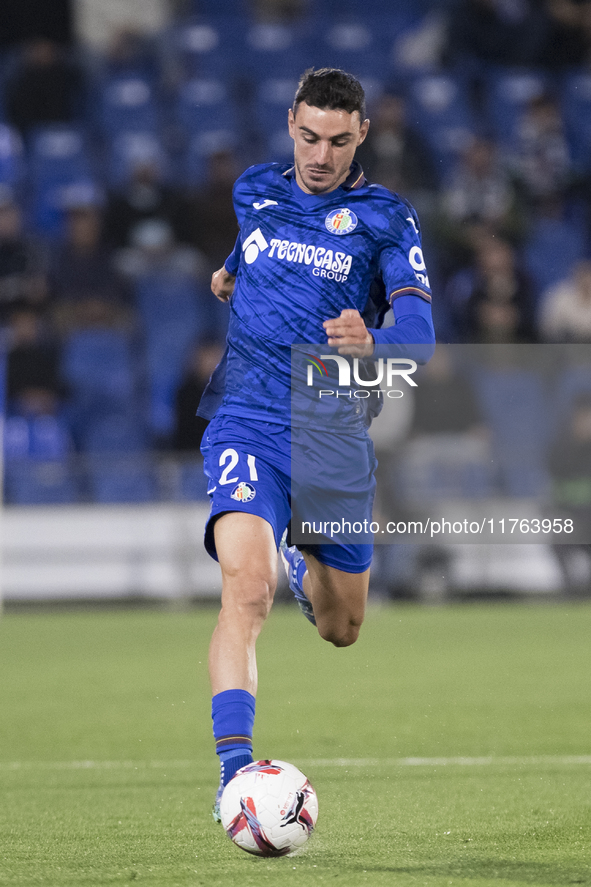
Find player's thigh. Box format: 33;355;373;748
214;511;279;604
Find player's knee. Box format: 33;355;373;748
221;566;276;625
317;619;361;648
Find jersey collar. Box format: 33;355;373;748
282;161;366;192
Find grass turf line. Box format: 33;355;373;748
0;603;590;886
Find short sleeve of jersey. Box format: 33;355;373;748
378;200;432;305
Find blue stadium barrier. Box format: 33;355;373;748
87;455;156;504
4;459;78;505
81;411;149;455
177;460;209;501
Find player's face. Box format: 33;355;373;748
288;103;369;194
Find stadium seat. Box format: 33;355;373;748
255;77;299;162
175;76;238;135
244;22;313;80
178;129;241;185
96;74;160;135
29;126;92;184
0;124;24;187
172;18;245;77
561;70;591;172
524;215;586;303
135;274;212;436
105;130;168;187
406;73;475;177
27;125;95;233
3;414;78;505
484;67;548;147
472;366;550;497
61;329;138;414
311;17;390;80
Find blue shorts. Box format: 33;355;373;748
201;414;375;573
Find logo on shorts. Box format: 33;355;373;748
230;482;256;502
325;208;358;236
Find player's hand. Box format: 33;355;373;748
211;266;236;302
323;309;374;356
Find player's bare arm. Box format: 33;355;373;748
323;308;375;356
211;266;236;302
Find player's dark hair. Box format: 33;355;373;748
293;68;366;121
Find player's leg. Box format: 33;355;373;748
301;551;369;647
209;511;278;819
209;511;278;696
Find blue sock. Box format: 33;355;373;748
212;689;255;787
294;552;308;596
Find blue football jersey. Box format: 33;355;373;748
199;161;434;426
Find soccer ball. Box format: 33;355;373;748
219;760;318;857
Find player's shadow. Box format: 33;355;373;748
350;858;590;885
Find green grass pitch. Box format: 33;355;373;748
0;601;590;886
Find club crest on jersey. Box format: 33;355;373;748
231;482;256;503
325;208;358;236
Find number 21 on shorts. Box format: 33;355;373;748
218;448;258;485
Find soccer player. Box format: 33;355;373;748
198;68;436;820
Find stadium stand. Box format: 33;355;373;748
1;0;591;513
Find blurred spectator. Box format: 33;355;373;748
251;0;309;22
511;94;572;205
104;159;188;250
538;259;591;342
447;0;548;66
410;345;486;437
0;185;48;323
356;92;436;202
548;394;591;597
115;218;207;281
49;198;132;334
439;136;524;261
103;27;159;78
0;0;73;49
5;39;83;137
6;308;62;416
173;339;225;451
447;236;537;342
186;150;241;273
